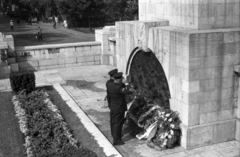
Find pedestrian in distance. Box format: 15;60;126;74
37;27;43;41
63;19;68;28
57;16;61;25
107;72;134;145
10;20;14;30
55;16;58;24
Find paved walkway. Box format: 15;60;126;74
0;65;240;157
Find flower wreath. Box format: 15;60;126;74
126;92;181;150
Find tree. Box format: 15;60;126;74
12;0;138;27
103;0;138;24
56;0;104;30
82;0;105;31
19;0;57;20
126;0;138;20
103;0;127;23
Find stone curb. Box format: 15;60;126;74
53;83;122;157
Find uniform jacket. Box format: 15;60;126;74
107;82;132;113
106;79;114;104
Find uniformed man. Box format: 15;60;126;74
107;72;133;145
104;69;118;137
104;68;118;107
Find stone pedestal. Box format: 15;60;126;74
3;35;15;54
95;26;116;65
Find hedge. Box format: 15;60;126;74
13;90;98;157
10;71;36;94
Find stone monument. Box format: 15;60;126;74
114;0;240;149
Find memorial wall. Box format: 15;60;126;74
115;0;240;149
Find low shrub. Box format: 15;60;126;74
10;71;35;94
13;90;97;157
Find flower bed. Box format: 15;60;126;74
13;89;97;157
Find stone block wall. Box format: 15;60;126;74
148;26;240;149
13;42;101;71
139;0;240;30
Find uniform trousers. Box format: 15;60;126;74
110;111;125;143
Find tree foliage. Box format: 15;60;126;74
104;0;138;23
12;0;138;27
18;0;57;18
56;0;105;27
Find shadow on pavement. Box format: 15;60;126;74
66;80;105;92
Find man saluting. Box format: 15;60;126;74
107;72;133;145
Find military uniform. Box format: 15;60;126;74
107;72;132;145
106;69;118;136
106;79;114;107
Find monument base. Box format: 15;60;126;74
181;119;236;150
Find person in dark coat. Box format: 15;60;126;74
107;72;133;145
37;27;43;41
104;68;118;107
105;69;118;137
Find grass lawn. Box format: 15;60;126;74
72;27;103;34
44;86;107;157
0;92;25;157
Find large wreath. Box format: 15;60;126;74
126;88;181;150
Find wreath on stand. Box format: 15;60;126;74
125;87;182;150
